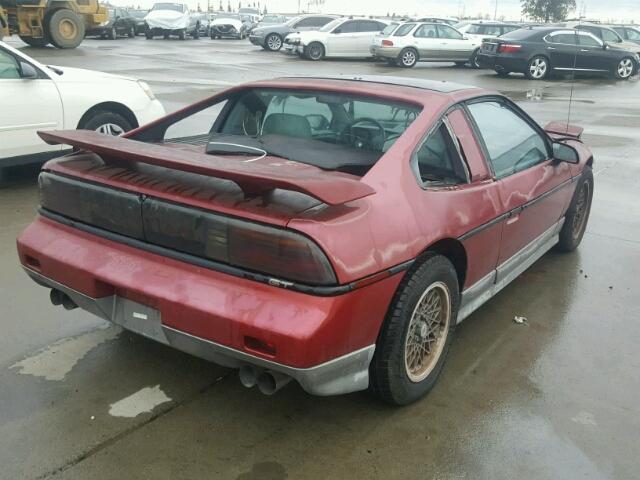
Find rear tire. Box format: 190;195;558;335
80;110;133;136
178;29;186;40
305;42;324;61
525;55;549;80
48;9;85;49
470;49;481;69
397;47;418;68
20;35;50;47
128;26;135;38
192;24;200;39
370;253;459;405
556;167;593;252
107;26;117;40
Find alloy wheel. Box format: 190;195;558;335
402;50;416;67
529;57;547;79
404;281;451;383
617;58;634;79
96;123;124;136
308;44;323;60
267;34;282;51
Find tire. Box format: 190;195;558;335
470;48;481;69
265;33;282;51
192;25;200;39
305;42;324;61
614;57;635;80
20;35;49;47
178;29;186;40
48;9;85;49
556;167;593;252
145;28;153;39
370;253;459;405
107;26;117;40
80;110;133;136
525;55;549;80
396;47;418;68
128;26;135;38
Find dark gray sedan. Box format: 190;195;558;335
249;14;336;51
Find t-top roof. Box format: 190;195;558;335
282;75;475;93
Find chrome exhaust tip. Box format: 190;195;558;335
238;365;260;388
257;370;292;395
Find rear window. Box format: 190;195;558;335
393;24;415;36
497;28;539;41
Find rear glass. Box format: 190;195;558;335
394;24;416;36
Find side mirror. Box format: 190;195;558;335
602;42;608;50
553;142;579;164
19;61;38;79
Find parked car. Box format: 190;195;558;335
250;14;337;51
371;22;482;68
86;7;137;39
16;75;594;405
210;13;252;39
129;9;149;35
609;25;640;45
456;21;521;40
257;14;289;26
144;2;200;40
477;27;639;80
288;17;389;60
569;23;640;56
0;41;164;171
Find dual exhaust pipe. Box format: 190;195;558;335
239;365;292;395
49;289;78;310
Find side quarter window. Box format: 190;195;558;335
467;101;549;178
413;121;468;186
0;50;21;79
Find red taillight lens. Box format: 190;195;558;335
381;39;394;46
498;43;522;53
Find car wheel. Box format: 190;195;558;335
526;55;549;80
108;26;117;40
178;29;186;40
193;24;200;39
145;29;153;39
19;36;50;47
266;33;282;51
614;57;635;80
470;48;481;69
48;9;85;49
397;48;418;68
81;111;133;137
128;26;135;38
305;42;325;61
369;253;459;405
556;167;593;252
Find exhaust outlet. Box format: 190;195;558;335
238;365;260;388
257;370;292;395
49;289;78;310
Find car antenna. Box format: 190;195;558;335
565;18;582;134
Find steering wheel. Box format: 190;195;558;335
340;117;387;150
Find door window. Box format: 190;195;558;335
437;24;463;39
577;33;601;47
0;50;20;79
468;101;549;178
414;123;468;185
336;21;358;33
358;21;384;32
414;24;437;38
548;32;577;44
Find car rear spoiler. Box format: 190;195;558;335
38;130;375;206
544;121;584;140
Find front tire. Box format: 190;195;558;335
265;33;282;51
178;29;186;40
48;9;85;49
470;49;481;69
107;26;117;40
128;26;135;38
305;42;324;61
20;35;50;48
526;55;549;80
397;47;418;68
80;110;133;137
370;254;459;405
556;167;593;252
614;57;635;80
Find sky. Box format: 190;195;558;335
121;0;638;23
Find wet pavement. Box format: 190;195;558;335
1;36;639;480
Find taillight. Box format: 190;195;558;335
498;43;522;53
382;39;394;46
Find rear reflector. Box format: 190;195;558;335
498;43;522;53
381;39;394;46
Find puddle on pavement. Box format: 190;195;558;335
504;88;596;104
9;325;120;381
109;385;172;418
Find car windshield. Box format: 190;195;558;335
151;3;184;12
319;19;342;32
218;14;240;20
262;15;281;22
203;88;421;176
130;10;147;18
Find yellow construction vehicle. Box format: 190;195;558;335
0;0;108;48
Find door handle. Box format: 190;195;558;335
547;46;556;50
580;49;589;52
506;213;520;225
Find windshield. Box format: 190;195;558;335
205;88;422;175
319;19;342;32
262;15;281;22
130;10;147;18
151;3;184;12
218;14;240;20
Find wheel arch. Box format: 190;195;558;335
77;102;139;130
421;238;468;291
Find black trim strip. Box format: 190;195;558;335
458;176;577;242
38;208;413;297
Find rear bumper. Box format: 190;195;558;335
370;45;401;59
17;216;402;395
477;52;527;72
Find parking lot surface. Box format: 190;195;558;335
1;36;639;480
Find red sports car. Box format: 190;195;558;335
17;76;594;405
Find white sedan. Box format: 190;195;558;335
287;17;389;60
0;41;165;169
